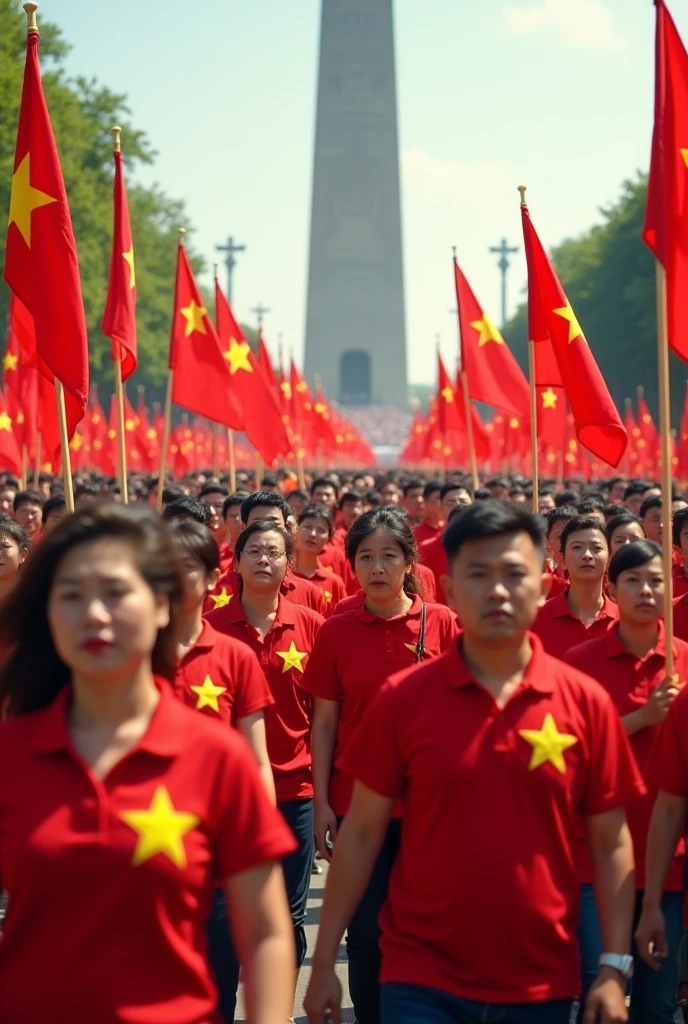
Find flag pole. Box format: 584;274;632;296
452;247;480;493
110;125;129;504
227;428;236;491
255;452;264;489
519;186;539;514
20;443;27;492
34;433;41;489
55;381;74;512
655;261;674;676
157;226;185;511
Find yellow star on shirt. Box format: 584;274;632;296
224;337;253;375
322;590;332;603
209;587;232;610
190;674;226;713
518;713;578;775
8;153;58;247
181;300;207;337
122;245;136;289
553;302;584;344
470;313;504;347
276;640;307;674
120;786;200;869
440;385;454;403
541;387;558;410
3;352;17;373
404;642;419;655
0;412;12;432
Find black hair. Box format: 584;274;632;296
0;504;182;716
161;487;185;505
221;493;247;517
486;477;509;490
555;490;579;508
473;488;491;501
41;495;66;525
286;489;309;503
13;489;44;512
443;500;545;563
297;503;335;540
234;519;293;561
440;481;469;501
339;489;364;508
310;477;338;496
673;506;688;547
199;482;229;500
559;515;608;555
0;519;29;550
545;506;578;537
624;480;652;501
365;489;381;507
240;490;290;526
261;473;279;488
167;519;220;574
402;479;424;498
74;483;100;499
608;539;663;586
539;488;554;500
423;480;442;501
576;499;605;518
345;507;420;596
606;513;645;546
162;496;212;526
640;495;663;518
603;503;628;520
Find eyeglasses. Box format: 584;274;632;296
242;546;287;563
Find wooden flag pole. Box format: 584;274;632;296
296;450;306;491
20;444;27;492
55;381;74;512
156;370;173;512
255;452;264;489
519;186;539;514
460;370;479;492
111;125;128;504
34;433;41;489
655;261;675;677
227;428;236;492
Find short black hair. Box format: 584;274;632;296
310;477;337;495
339;490;364;508
486;477;509;490
13;489;44;512
673;506;688;547
607;513;644;546
167;519;219;574
603;503;627;520
402;479;424;498
624;480;652;501
41;495;66;525
286;489;309;503
297;503;335;540
423;481;442;501
365;490;381;507
240;490;290;526
545;506;577;537
640;495;662;518
555;489;579;508
222;493;246;517
443;500;545;563
608;539;663;586
162;496;212;526
473;488;492;501
0;519;29;550
199;482;228;500
440;481;469;501
161;487;185;505
560;516;608;555
75;483;100;499
576;499;605;517
261;473;279;488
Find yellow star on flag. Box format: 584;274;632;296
281;381;292;400
123;245;136;289
190;674;226;713
518;713;578;775
209;587;231;610
70;432;83;451
125;418;136;431
681;148;688;168
3;352;17;373
120;786;200;869
181;300;207;337
276;640;307;673
8;153;58;247
0;412;12;432
470;313;504;347
440;386;454;403
541;387;558;410
553;302;584;344
224;337;253;375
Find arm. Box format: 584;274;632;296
237;711;276;805
224;862;294;1024
304;783;394;1024
311;696;340;859
622;676;679;737
583;808;635;1024
635;791;686;968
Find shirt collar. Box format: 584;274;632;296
605;619;669;660
355;593;423;624
220;591;297;628
33;677;184;758
447;632;554;693
552;586;616;622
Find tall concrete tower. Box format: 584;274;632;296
304;0;408;407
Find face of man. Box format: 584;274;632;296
15;501;42;538
442;531;546;644
625;492;645;516
424;489;443;526
546;518;571;566
402;487;425;523
379;481;400;506
246;505;287;529
311;484;337;510
223;503;243;546
563;528;608;584
642;506;663;544
341;498;364;530
287;492;308;518
441;488;471;520
538;493;556;514
489;484;510;501
0;488;16;514
200;491;226;534
609;480;627;503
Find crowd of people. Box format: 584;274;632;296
0;462;687;1023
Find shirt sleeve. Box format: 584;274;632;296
340;679;405;800
651;686;688;798
214;735;297;879
580;683;647;817
299;620;343;701
232;645;274;722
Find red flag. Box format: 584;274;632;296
643;0;688;361
4;295;37;455
678;385;688;479
289;360;317;460
257;332;277;390
454;258;529;417
520;199;627;468
0;388;22;475
102;145;137;380
400;409;426;465
6;293;60;464
4;25;88;437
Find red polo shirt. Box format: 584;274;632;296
565;622;686;889
218;542;234;573
653;683;688;800
531;586;618;660
413;519;443;547
672;562;688;600
320;539;348;579
300;597;458;814
294;567;346;618
0;682;294;1023
173;620;273;726
343;635;644;1004
675;592;688;643
215;567;326;616
418;535;449;605
206;596;324;802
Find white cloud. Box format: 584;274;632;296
401;148;514;223
502;0;623;51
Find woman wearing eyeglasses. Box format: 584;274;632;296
205;518;324;1015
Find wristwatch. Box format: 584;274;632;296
599;953;634;979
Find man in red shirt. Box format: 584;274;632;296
305;500;642;1024
219;492;246;572
672;507;688;600
565;539;685;1022
401;480;424;526
532;516;618;659
199;482;229;546
418;483;472;605
412;481;444;547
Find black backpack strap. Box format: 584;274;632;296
415;602;427;663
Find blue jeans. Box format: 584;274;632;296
206;797;314;1023
381;983;574;1023
340;818;402;1024
577;884;683;1023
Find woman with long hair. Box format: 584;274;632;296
0;503;295;1023
301;506;458;1024
205;518;324;1014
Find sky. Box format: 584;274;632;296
51;0;669;390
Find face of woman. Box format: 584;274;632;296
297;516;329;557
48;538;170;684
0;535;26;581
609;522;645;554
179;552;219;613
354;527;410;600
237;529;288;593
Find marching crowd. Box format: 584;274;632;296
0;465;686;1023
